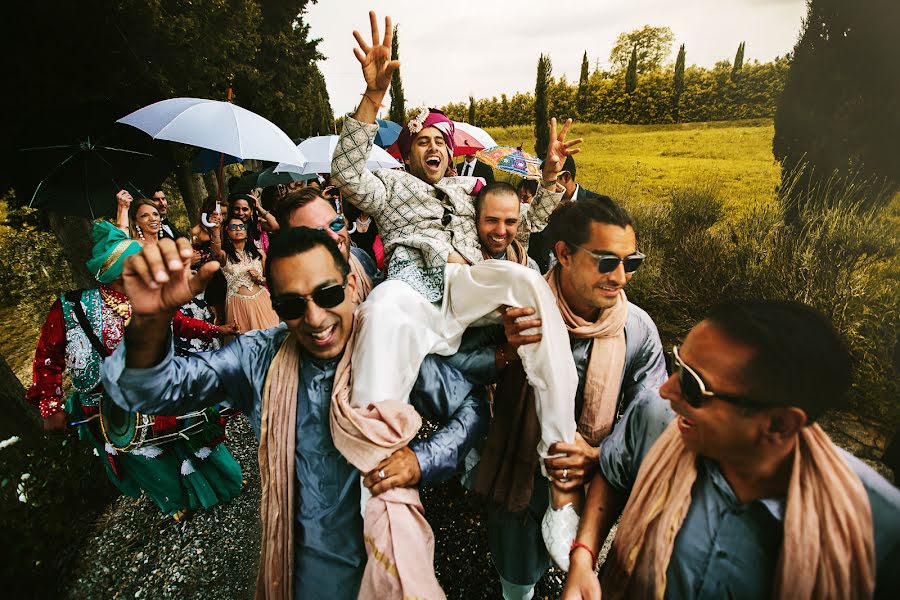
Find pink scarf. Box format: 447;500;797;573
329;318;446;599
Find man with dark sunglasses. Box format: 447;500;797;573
99;229;488;599
274;186;381;305
562;300;900;600
475;196;667;597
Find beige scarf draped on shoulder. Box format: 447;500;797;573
256;316;444;600
602;421;875;600
349;253;373;304
482;239;530;267
473;264;628;510
545;264;628;445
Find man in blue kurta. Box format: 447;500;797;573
102;228;486;599
562;300;900;599
468;197;667;599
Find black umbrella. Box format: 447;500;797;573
22;135;173;219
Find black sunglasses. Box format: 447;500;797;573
321;214;346;234
227;223;247;231
671;345;766;409
572;245;645;274
271;282;346;320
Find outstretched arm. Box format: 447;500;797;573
351;11;400;124
115;190;132;234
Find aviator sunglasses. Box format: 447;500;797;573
271;282;347;320
572;245;645;274
671;345;769;409
321;214;347;234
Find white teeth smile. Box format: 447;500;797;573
310;325;335;341
425;157;441;166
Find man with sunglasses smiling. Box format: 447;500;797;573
562;300;900;600
99;229;488;599
475;196;667;597
274;186;381;305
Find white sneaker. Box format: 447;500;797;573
541;502;580;571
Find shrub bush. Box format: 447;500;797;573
623;184;899;426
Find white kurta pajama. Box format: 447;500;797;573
332;117;578;459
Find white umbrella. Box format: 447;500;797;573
274;135;402;175
118;98;306;166
453;122;498;150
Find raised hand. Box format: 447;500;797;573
116;189;133;209
542;118;583;181
122;237;219;318
353;11;400;96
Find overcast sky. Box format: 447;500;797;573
306;0;808;116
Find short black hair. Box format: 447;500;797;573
264;227;350;292
705;299;852;422
516;179;538;196
546;196;633;247
273;186;330;229
474;181;518;218
560;155;577;180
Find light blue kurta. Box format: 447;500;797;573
600;392;900;600
102;324;487;600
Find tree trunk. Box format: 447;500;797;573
175;160;206;227
47;212;95;290
0;353;41;442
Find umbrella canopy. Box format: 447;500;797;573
191;148;241;174
386;126;484;159
274;135;402;175
374;119;402;148
22;136;173;219
453;122;498;152
476;146;543;180
231;166;316;194
118;98;307;166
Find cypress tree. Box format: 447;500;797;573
468;96;476;125
731;42;745;81
534;54;552;160
388;25;406;124
773;0;900;221
576;51;590;119
625;46;638;93
672;43;685;122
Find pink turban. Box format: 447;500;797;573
394;108;455;160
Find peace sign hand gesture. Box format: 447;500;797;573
353;11;400;96
542;118;583;182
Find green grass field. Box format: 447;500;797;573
485;118;781;216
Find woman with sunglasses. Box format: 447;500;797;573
228;193;279;252
212;216;279;336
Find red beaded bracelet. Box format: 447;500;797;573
569;540;597;564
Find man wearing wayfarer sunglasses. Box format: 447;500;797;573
562;300;900;600
101;229;489;599
478;196;667;595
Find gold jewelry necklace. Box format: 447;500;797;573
100;285;132;325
